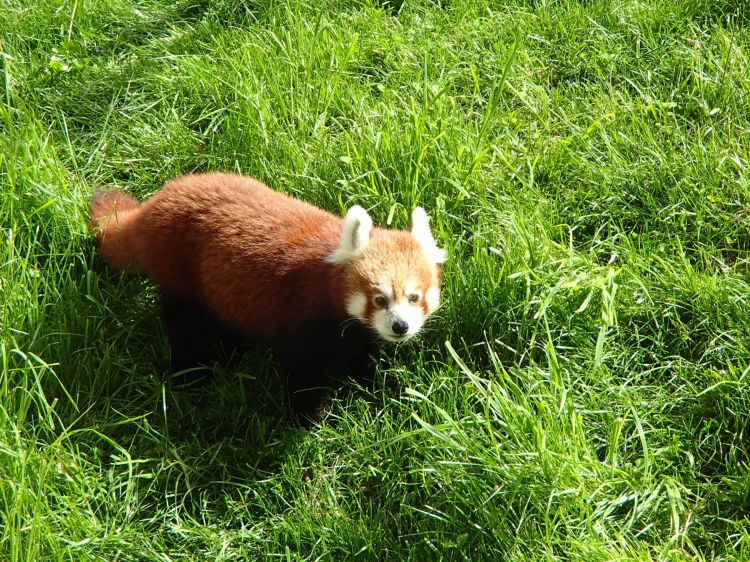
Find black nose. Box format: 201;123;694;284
392;319;409;335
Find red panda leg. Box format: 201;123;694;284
280;344;337;425
284;373;334;426
160;294;244;386
347;342;381;388
279;318;377;425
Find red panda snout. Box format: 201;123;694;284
370;276;440;341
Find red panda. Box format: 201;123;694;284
90;172;445;424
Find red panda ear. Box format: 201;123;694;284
326;205;373;264
411;207;447;264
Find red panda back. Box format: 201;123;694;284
96;173;347;338
91;172;444;344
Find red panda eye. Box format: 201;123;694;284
408;294;420;304
374;295;387;308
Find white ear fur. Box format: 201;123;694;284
326;205;373;264
411;207;447;264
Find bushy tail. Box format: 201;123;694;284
89;190;142;272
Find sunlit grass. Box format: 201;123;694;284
1;0;749;559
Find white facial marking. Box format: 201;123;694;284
377;278;394;301
411;207;447;264
345;292;367;320
326;205;373;264
371;295;427;342
425;286;440;312
393;302;425;336
371;309;393;341
404;280;421;299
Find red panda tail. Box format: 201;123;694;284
89;190;143;272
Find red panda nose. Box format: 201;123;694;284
392;319;409;335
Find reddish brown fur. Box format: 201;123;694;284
90;190;142;271
90;172;426;341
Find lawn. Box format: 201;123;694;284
2;0;750;559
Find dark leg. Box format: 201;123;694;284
348;342;380;388
160;294;243;386
279;319;377;426
278;333;341;426
284;368;334;427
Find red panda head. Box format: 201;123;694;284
327;206;446;342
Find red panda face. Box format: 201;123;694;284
346;267;440;342
329;206;446;342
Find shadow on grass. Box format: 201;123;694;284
27;257;316;520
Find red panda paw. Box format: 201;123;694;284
287;383;332;427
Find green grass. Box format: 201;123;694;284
2;0;750;559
